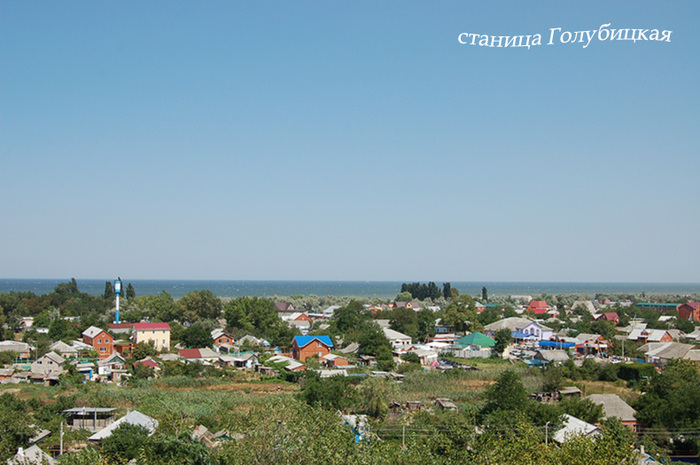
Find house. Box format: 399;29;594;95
571;300;597;315
82;326;114;360
587;394;638;432
553;414;600;444
453;332;496;349
321;353;349;368
31;352;65;377
291;335;333;362
599;312;620;325
407;347;438;365
483;317;553;341
526;300;551;316
275;302;295;313
88;410;158;442
0;367;15;383
107;322;135;335
133;357;161;373
20;317;34;331
678;302;700;322
266;354;306;371
394;301;422;311
73;361;96;380
63;407;117;432
48;341;78;359
637;342;697;365
179;348;219;364
382;328;412;350
0;341;31;359
211;329;235;353
133;322;171;351
7;445;56;465
575;333;609;356
97;353;128;382
236;335;268;348
533;350;569;366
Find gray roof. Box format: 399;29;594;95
88;410;158;441
553;414;599;444
536;350;569;362
64;407;117;414
587;394;636;422
7;445;56;465
639;342;695;361
483;317;533;332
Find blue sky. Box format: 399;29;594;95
1;1;698;282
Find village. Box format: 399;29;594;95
0;282;699;464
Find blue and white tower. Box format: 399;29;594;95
114;277;122;324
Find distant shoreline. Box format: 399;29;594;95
1;279;698;300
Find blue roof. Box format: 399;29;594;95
539;340;575;348
293;335;334;348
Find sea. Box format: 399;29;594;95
0;279;699;300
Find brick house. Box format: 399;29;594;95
82;326;114;360
678;302;700;322
291;335;333;362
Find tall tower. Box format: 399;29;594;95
114;277;122;324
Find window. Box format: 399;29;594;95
100;347;106;352
317;342;322;348
97;339;101;344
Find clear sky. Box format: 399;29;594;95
1;1;698;282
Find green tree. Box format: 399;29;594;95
389;307;419;340
483;370;528;415
357;322;391;356
493;328;513;355
179;290;222;323
440;295;477;332
634;358;700;454
126;283;136;299
135;291;178;322
442;282;452;300
396;291;413;302
298;371;352;411
131;341;157;360
224;297;296;346
103;281;115;301
180;322;214;348
482;286;488;302
100;423;150;462
0;394;34;461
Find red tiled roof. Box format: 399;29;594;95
686;302;700;310
135;359;159;369
603;312;619;320
527;300;549;309
133;322;171;331
179;349;201;359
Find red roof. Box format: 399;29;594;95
685;302;700;310
527;301;550;312
602;312;619;321
108;323;135;330
133;322;171;331
135;359;159;369
179;349;201;359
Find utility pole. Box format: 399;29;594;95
60;421;64;455
545;421;551;445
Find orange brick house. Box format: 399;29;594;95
82;326;114;360
678;302;700;322
291;336;334;362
